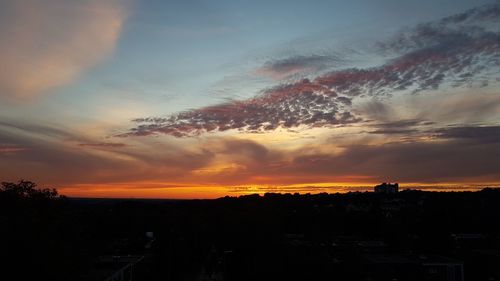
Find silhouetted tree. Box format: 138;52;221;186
0;179;59;199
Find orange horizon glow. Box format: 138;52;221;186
57;181;500;199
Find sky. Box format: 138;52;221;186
1;0;500;198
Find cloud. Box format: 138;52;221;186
78;142;127;149
178;125;500;186
221;139;270;161
0;120;78;141
255;54;346;80
0;0;127;99
189;129;500;185
434;125;500;143
369;128;419;135
273;136;500;184
0;145;28;155
124;78;359;137
378;3;500;54
124;3;500;137
413;92;500;124
3;119;499;192
368;119;434;135
356;100;395;122
0;122;215;186
440;2;500;25
316;32;499;96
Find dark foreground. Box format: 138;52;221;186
2;182;500;281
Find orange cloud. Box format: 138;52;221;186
0;0;127;99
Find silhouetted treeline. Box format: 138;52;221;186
2;181;500;280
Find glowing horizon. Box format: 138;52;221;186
57;181;500;199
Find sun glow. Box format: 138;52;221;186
57;180;500;199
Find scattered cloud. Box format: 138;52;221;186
124;78;359;137
379;2;500;54
124;3;500;137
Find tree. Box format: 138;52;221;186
0;180;59;199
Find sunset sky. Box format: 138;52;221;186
1;0;500;198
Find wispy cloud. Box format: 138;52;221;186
0;121;215;186
255;54;346;80
0;0;127;99
434;125;500;143
368;119;434;135
78;142;127;149
0;145;28;155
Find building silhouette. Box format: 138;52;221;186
374;182;399;194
